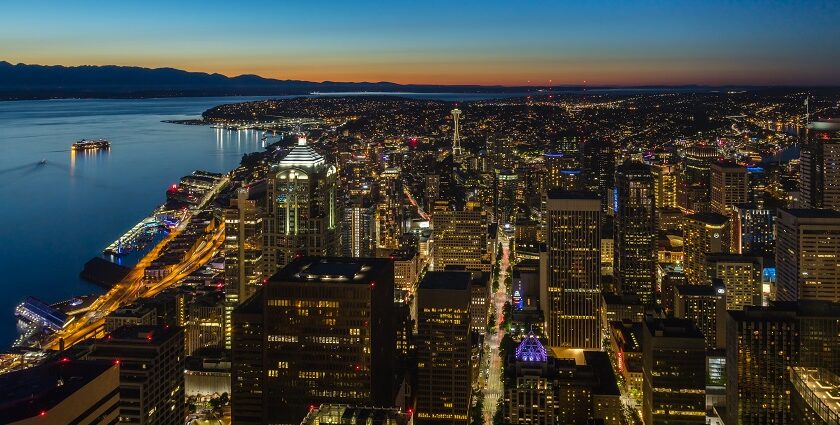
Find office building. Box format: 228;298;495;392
503;335;622;425
734;202;775;257
706;254;763;310
614;161;657;305
341;197;375;258
185;292;225;355
432;201;490;272
231;290;264;425
415;271;472;425
683;212;730;285
710;161;748;214
300;405;410;425
255;257;396;424
726;301;840;425
776;208;840;302
800;119;840;209
642;318;706;425
652;163;678;209
0;360;120;425
263;136;338;274
544;190;602;349
674;283;726;350
581;139;615;212
224;185;264;349
85;325;185;425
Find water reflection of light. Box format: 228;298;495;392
70;149;76;176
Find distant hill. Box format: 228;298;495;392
0;61;518;100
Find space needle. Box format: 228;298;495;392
451;108;463;160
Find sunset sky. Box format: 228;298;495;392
2;0;839;86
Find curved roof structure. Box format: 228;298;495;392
277;136;325;168
515;332;548;363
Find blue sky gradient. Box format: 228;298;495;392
1;0;838;85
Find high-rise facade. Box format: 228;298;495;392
775;208;840;302
432;202;489;272
84;325;185;425
544;190;602;349
683;212;730;285
706;254;763;310
710;161;748;214
503;335;622;425
580;139;615;213
642;318;706;425
726;301;840;425
416;271;472;425
614;161;657;305
231;290;264;425
263;137;337;274
340;197;375;258
224;185;264;349
651;163;678;209
0;360;120;424
673;282;726;350
800;119;840;209
258;257;396;424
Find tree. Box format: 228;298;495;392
219;392;229;405
492;397;504;425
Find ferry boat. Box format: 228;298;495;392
71;139;111;151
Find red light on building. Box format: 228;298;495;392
114;359;121;365
369;281;376;288
39;411;47;417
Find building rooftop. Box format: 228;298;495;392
675;283;724;297
686;212;729;226
106;324;181;344
644;318;704;339
778;208;840;220
300;404;409;425
0;359;115;424
270;257;392;284
276;136;325;168
546;189;600;200
515;333;548;363
419;271;471;291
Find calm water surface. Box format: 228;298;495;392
0;93;522;347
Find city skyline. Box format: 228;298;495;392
2;0;840;86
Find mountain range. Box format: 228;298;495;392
0;61;521;100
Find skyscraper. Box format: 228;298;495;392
416;271;472;425
432;201;490;272
258;257;396;424
263;136;338;274
0;360;120;424
651;162;678;209
706;254;763;310
642;318;706;425
614;161;657;305
726;301;840;425
84;325;185;425
231;290;264;425
224;185;264;349
710;161;748;214
683;212;730;285
341;197;375;258
775;208;840;302
673;282;726;350
581;139;615;212
544;190;602;349
800;119;840;209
